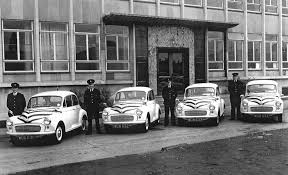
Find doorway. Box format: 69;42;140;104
157;48;189;95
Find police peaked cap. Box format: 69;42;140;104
87;79;95;85
11;82;20;88
232;73;239;76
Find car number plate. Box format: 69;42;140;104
254;114;270;118
113;124;129;129
187;118;204;122
18;136;34;140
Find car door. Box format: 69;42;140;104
146;90;156;122
72;95;81;126
61;95;74;131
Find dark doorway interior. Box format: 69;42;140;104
194;29;206;83
157;48;189;95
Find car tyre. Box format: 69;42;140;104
155;110;161;125
81;117;87;134
212;115;219;126
177;118;185;126
278;114;283;123
141;117;150;133
53;124;64;144
10;136;20;146
104;125;112;134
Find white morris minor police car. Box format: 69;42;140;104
102;87;161;133
240;80;283;122
175;83;225;126
6;91;87;145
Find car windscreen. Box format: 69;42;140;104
27;96;62;108
185;87;215;97
247;84;277;94
115;91;146;102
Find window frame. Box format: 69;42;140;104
105;27;130;72
74;24;101;73
265;41;278;70
40;22;69;73
207;0;224;9
160;0;180;5
282;41;288;69
2;20;35;73
228;0;243;11
184;0;202;7
247;0;262;12
208;39;224;71
265;0;278;14
228;40;244;70
247;40;262;70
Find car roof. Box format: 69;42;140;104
117;87;152;93
247;80;278;86
186;83;218;89
32;91;75;98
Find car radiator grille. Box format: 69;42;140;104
250;107;273;112
15;125;41;132
111;115;134;122
185;110;207;116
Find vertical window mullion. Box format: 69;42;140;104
116;36;119;61
17;32;20;61
86;34;89;61
214;40;216;61
234;41;236;61
53;32;56;61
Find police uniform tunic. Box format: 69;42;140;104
84;88;101;133
228;80;244;119
7;93;26;117
162;85;178;126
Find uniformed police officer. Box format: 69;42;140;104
162;78;178;126
228;73;244;120
84;79;102;135
7;83;26;117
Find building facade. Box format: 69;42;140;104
0;0;287;121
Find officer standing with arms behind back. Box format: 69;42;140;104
7;82;26;117
162;78;178;126
84;79;102;135
228;73;244;120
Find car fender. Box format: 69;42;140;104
78;109;88;122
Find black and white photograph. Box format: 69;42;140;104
1;0;288;174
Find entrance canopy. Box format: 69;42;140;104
103;13;238;31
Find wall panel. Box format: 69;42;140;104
160;4;181;18
184;7;204;19
207;9;224;21
247;13;262;33
265;15;279;34
134;2;156;16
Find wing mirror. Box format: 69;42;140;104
240;95;244;98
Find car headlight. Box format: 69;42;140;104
176;106;183;112
43;117;51;125
275;101;282;107
6;120;13;127
136;109;143;116
209;105;215;111
102;111;109;116
242;101;248;107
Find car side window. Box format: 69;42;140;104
148;91;155;101
65;96;72;107
72;95;79;106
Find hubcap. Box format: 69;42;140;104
56;127;62;141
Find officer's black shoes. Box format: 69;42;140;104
97;130;102;134
229;118;235;120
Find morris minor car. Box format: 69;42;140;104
102;87;161;133
6;91;87;145
175;83;225;126
240;80;283;122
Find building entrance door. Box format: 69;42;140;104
157;48;189;95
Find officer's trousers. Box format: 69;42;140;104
230;96;241;119
164;105;175;126
87;109;101;133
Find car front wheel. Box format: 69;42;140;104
141;117;150;133
81;117;87;133
278;114;283;123
53;124;64;144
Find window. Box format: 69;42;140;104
265;35;278;69
265;0;278;13
283;42;288;69
228;40;243;70
2;20;34;72
228;0;243;10
40;22;68;72
106;25;129;71
64;96;72;107
184;0;202;6
207;0;223;8
208;32;224;70
283;0;288;14
247;0;261;12
160;0;179;3
72;95;79;106
75;24;100;72
248;41;261;69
